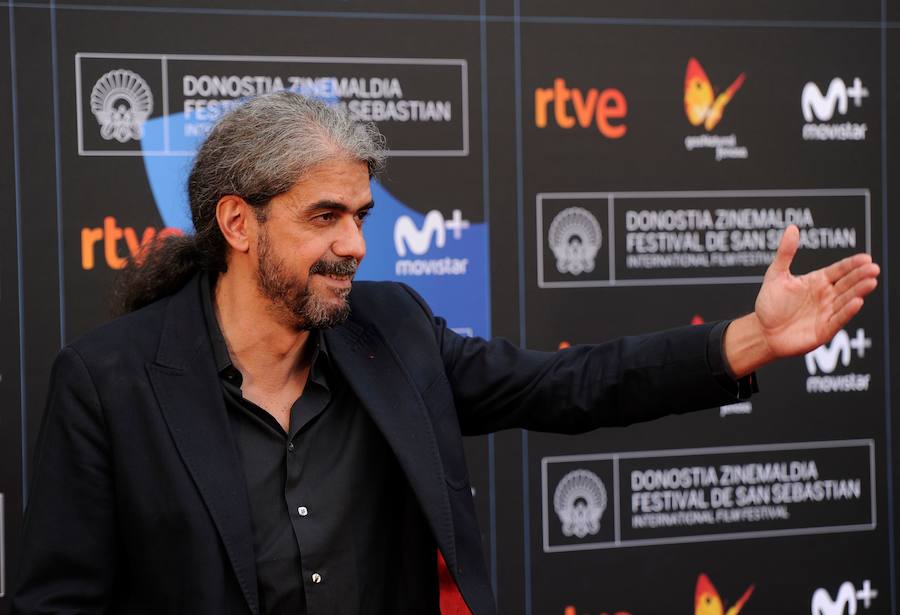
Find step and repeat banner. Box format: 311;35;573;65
2;1;897;614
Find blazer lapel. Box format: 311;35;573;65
146;277;259;615
325;320;458;570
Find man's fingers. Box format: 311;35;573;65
828;296;865;330
832;262;881;296
823;252;874;284
769;225;800;274
835;276;879;306
857;275;879;298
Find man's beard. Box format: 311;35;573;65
255;227;358;330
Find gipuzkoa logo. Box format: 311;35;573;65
90;69;153;143
393;209;470;276
695;574;754;615
683;58;749;161
553;469;607;538
548;207;602;276
801;77;869;141
811;579;878;615
804;328;872;393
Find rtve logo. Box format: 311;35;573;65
805;328;871;375
393;209;470;257
802;77;868;122
81;216;183;270
534;78;627;138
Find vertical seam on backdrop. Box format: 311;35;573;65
513;0;525;347
8;0;28;508
879;1;896;612
50;0;64;345
479;0;498;600
512;1;532;614
0;493;5;597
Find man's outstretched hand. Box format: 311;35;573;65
723;225;880;378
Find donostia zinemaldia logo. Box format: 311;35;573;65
553;469;607;538
548;207;602;275
90;69;153;143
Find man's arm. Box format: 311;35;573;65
421;311;745;436
13;347;116;615
722;224;880;377
406;224;878;436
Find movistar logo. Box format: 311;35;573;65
802;78;868;122
392;209;471;277
805;328;871;375
393;209;469;256
804;328;872;393
811;579;877;615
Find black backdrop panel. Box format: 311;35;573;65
52;7;496;602
54;9;487;337
2;4;897;615
518;19;890;615
886;24;899;615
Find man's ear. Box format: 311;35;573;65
216;195;254;253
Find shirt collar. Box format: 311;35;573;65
199;272;331;388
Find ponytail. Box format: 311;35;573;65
111;235;211;315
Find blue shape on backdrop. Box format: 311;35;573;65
141;114;197;231
141;112;490;339
357;181;490;339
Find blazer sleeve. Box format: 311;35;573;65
13;347;116;614
397;285;748;436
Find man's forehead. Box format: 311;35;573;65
302;157;370;182
285;159;372;208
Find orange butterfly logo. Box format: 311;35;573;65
683;58;746;131
695;573;755;615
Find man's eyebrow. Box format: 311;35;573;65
304;199;375;213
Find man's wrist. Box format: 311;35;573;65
707;320;758;399
721;313;777;379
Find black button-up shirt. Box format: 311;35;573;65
201;275;409;614
199;275;753;614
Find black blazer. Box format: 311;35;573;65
14;275;742;614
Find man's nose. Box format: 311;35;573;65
332;217;366;262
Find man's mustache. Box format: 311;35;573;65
310;258;359;277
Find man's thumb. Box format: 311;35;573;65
770;225;799;274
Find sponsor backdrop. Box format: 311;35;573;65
2;1;898;614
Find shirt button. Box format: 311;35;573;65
311;572;322;584
288;442;295;452
298;506;308;517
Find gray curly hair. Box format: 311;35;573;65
112;91;386;314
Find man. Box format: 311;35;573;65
14;92;879;614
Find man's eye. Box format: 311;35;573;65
318;212;335;222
